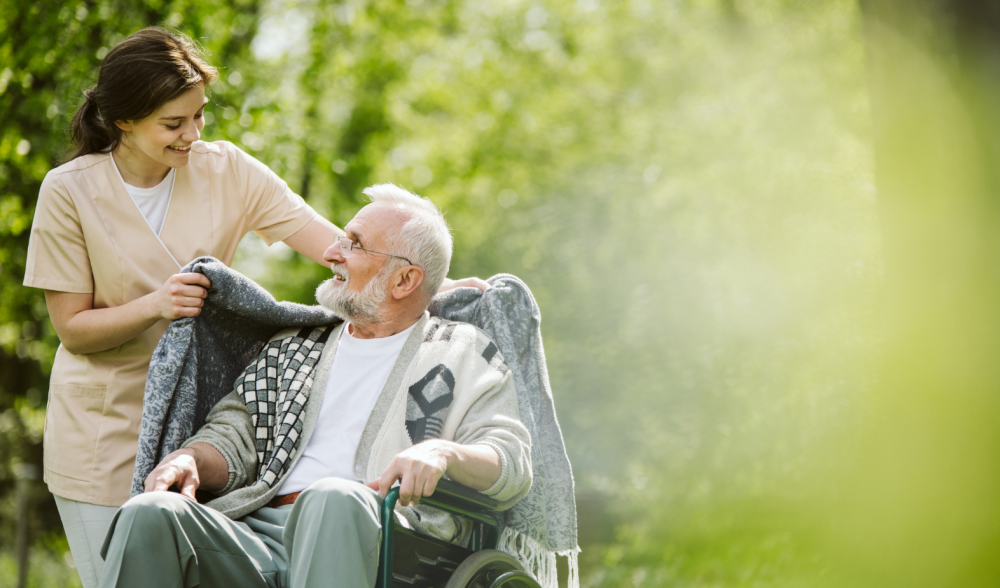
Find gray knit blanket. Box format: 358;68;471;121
131;257;578;559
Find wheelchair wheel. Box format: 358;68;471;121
444;549;541;588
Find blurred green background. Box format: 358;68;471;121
3;0;1000;586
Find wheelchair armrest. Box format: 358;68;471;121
427;478;500;513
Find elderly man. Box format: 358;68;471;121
98;184;532;588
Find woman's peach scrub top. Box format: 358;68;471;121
23;141;317;507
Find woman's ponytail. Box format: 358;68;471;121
62;28;218;163
67;86;116;162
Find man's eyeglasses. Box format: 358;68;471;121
333;236;415;266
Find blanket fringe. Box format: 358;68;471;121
496;527;580;588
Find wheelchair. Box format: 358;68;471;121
376;478;543;588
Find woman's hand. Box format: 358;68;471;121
153;272;212;320
45;272;211;355
438;277;490;293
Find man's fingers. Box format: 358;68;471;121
153;469;174;491
408;465;431;506
411;464;442;506
375;453;448;506
374;463;401;498
398;469;415;506
180;475;199;501
145;468;162;492
148;472;174;493
422;474;439;499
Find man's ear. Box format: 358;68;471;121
391;266;425;300
114;120;133;132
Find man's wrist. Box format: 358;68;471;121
180;445;207;471
186;442;229;491
438;439;460;471
174;446;197;458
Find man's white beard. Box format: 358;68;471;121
315;264;389;326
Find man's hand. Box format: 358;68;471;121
142;443;228;500
438;277;490;293
366;440;453;506
144;448;201;500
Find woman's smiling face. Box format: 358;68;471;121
115;83;208;171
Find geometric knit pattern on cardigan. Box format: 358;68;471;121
234;325;334;487
404;319;509;442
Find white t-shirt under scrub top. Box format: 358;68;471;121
110;155;175;236
279;322;417;494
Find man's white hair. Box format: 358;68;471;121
362;183;453;299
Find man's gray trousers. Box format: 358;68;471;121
98;478;383;588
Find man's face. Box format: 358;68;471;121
316;203;404;324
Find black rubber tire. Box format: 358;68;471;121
444;549;538;588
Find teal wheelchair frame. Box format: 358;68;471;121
375;479;541;588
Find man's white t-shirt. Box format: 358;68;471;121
278;322;417;494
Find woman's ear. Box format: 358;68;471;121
114;120;133;132
391;266;425;300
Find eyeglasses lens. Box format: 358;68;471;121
338;237;352;257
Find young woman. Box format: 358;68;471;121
23;28;483;588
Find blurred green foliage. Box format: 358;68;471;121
824;1;1000;587
0;0;894;586
0;546;81;588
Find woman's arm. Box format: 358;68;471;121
282;217;490;292
46;272;211;355
281;215;342;265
